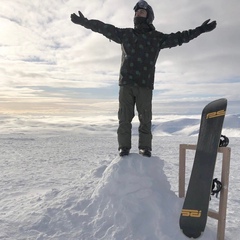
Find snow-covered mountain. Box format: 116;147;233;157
0;113;239;137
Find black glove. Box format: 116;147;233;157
71;11;87;25
199;19;217;33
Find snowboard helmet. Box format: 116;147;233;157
133;0;154;25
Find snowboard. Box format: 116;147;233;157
179;98;227;238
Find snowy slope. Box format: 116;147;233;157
0;131;239;239
0;112;240;239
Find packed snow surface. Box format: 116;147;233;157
0;113;239;239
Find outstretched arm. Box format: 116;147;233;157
161;19;217;49
71;11;123;44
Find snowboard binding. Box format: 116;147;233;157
211;178;222;198
219;134;229;147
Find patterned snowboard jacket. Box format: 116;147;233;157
80;19;203;89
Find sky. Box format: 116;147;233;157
0;0;240;115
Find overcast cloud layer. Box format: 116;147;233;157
0;0;239;114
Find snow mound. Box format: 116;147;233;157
77;154;216;240
14;153;217;239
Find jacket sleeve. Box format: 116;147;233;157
79;18;123;44
160;27;203;49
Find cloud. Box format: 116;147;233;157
0;0;240;114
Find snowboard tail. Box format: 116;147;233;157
179;98;227;238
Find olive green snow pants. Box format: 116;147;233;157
117;85;152;150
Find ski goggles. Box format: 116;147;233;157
134;1;149;11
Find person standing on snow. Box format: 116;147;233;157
71;0;217;157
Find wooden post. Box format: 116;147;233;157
179;144;186;198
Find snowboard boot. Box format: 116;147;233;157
119;148;130;157
139;148;151;157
